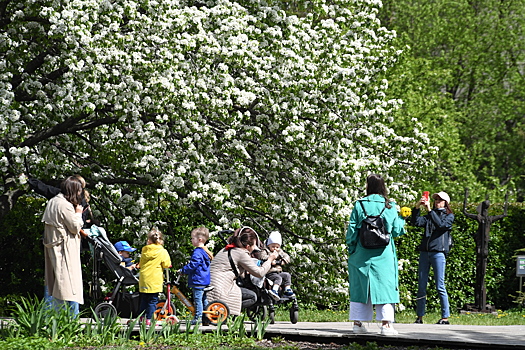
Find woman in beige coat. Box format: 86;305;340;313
208;227;279;316
43;176;84;316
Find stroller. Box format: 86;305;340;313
217;229;299;324
240;264;299;324
86;226;140;319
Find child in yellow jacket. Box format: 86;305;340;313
138;228;171;325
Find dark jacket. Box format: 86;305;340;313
28;178;91;227
181;247;211;288
411;208;454;255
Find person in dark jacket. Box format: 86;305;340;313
28;176;93;228
411;191;454;325
179;226;214;325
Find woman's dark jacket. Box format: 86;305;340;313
411;208;454;255
28;178;91;227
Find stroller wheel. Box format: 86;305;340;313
289;307;298;324
204;300;229;325
94;302;118;320
246;305;268;322
166;315;179;324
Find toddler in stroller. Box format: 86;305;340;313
258;231;295;300
86;226;140;319
244;231;299;324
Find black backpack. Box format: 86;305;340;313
358;201;390;249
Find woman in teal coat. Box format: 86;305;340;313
346;174;406;336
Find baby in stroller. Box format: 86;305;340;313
258;231;295;300
114;241;138;271
246;230;299;324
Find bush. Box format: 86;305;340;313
0;197;47;302
2;196;525;313
397;202;525;312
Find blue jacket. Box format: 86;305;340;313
411;208;454;255
180;247;211;287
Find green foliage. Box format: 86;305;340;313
380;0;525;202
397;202;525;312
0;197;47;299
3;296;82;345
249;315;272;340
0;336;62;350
81;308;123;345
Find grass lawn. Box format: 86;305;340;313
273;305;525;325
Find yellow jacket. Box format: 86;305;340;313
139;244;171;293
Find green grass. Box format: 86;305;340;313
2;296;524;350
273;304;525;325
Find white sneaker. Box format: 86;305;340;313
380;325;398;336
352;323;368;334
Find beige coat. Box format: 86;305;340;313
42;194;84;304
208;248;273;316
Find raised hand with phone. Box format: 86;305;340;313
419;191;431;211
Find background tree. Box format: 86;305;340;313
379;0;525;203
0;0;428;303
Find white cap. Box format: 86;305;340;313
432;191;451;204
266;231;282;246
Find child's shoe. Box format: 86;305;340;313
145;319;151;326
283;288;295;297
190;318;201;325
269;289;280;301
436;319;450;324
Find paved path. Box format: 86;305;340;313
263;321;525;349
119;318;525;349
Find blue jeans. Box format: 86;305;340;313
139;293;158;320
192;287;208;321
417;251;450;318
44;286;79;317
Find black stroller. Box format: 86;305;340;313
86;226;140;319
217;229;299;324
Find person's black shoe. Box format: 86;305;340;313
414;318;423;324
436;319;450;324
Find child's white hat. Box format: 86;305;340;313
266;231;282;246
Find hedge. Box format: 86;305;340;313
397;202;525;312
1;198;524;315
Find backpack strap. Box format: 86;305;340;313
358;200;368;216
227;248;240;278
359;200;387;216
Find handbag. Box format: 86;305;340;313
358;201;390;249
227;249;245;287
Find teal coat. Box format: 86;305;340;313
346;194;406;304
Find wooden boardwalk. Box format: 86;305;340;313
121;319;525;349
263;321;525;349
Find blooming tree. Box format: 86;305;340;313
1;0;430;303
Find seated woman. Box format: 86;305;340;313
207;227;279;316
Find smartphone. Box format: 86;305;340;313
423;191;430;201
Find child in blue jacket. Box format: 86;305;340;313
179;226;214;324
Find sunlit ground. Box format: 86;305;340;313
273;305;525;325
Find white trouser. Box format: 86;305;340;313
349;301;395;322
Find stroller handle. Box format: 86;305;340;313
216;229;234;244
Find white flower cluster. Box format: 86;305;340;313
1;0;433;300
